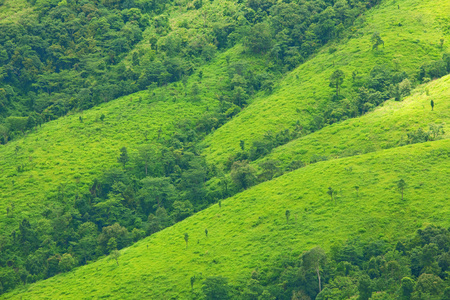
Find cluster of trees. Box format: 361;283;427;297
223;52;450;185
1;0;380;144
194;225;450;299
241;0;381;71
404;123;445;145
0;0;152;139
0;110;246;294
322;52;450;128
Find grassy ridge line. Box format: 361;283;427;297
256;74;450;169
4;139;449;299
202;0;450;166
0;89;213;231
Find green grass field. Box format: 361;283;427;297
202;0;450;167
254;74;450;170
3;138;449;299
0;88;213;231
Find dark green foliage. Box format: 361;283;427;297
245;23;273;54
397;179;406;201
259;159;280;181
216;226;450;299
302;247;327;293
329;69;345;98
0;1;149;124
118;147;129;168
327;187;336;204
202;276;231;300
401;277;415;299
371;32;384;50
418;53;450;82
184;233;189;249
358;275;372;300
190;276;196;289
230;160;256;190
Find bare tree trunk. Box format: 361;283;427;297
316;268;322;292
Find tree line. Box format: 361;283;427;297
194;225;449;300
0;0;381;143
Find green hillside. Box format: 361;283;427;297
0;88;212;230
202;0;450;166
254;74;450;171
3;139;449;299
1;0;449;298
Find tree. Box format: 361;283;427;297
430;99;434;111
358;275;372;300
327;187;337;204
231;161;256;190
118;147;129;168
184;233;189;249
285;210;291;224
6;116;28;134
259;159;280;180
397;179;406;201
371;32;384;50
245;22;273;54
139;177;176;214
415;273;443;297
109;249;121;266
329;69;345;98
401;277;415;299
136;144;159;176
202;276;231;300
354;186;360;197
0;125;8;144
171;200;194;222
59;253;76;272
190;276;196;289
302;247;327;293
205;228;208;237
97;223;129;253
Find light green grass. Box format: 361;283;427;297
255;74;450;169
202;0;450;166
3;139;449;299
0;0;266;233
0;88;213;231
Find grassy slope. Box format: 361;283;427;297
0;0;269;232
0;43;266;232
0;88;213;230
255;74;450;170
1;0;449;298
3;139;449;299
202;0;450;166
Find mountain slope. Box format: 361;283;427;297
3;138;449;299
0;89;213;231
202;0;450;166
255;73;450;170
